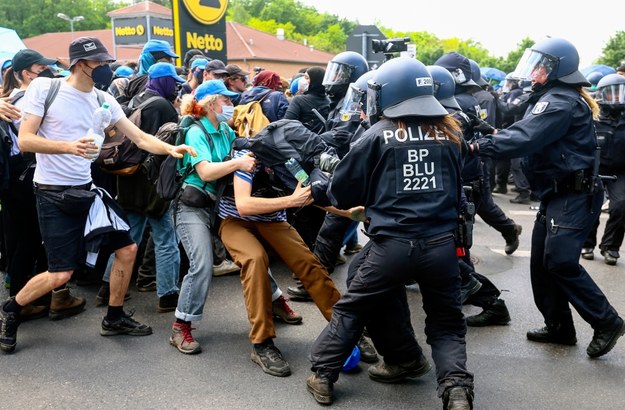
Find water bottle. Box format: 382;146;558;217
88;103;111;161
285;158;310;186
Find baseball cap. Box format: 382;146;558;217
225;64;249;77
142;40;179;59
191;58;208;71
195;79;239;101
148;62;185;83
114;66;134;78
69;37;115;68
12;49;58;72
205;59;228;74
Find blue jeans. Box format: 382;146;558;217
104;208;180;298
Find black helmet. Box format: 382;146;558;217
339;70;375;118
426;65;461;110
469;59;488;87
596;73;625;107
366;57;447;124
434;52;479;88
322;51;369;98
586;71;604;89
511;37;589;86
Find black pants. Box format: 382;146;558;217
471;178;518;238
313;212;353;273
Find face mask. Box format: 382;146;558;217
216;104;234;123
36;68;55;78
91;64;113;90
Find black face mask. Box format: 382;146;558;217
37;68;55;78
86;64;113;90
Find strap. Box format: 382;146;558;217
9;90;25;105
42;78;62;123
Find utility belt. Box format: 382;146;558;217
552;169;593;194
33;182;92;192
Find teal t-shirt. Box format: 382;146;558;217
181;117;236;195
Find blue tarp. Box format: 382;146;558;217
0;27;26;55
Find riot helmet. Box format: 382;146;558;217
339;70;375;119
596;73;625;107
366;57;447;125
322;51;369;98
434;52;479;89
586;71;604;90
501;72;519;93
426;65;461;110
469;59;488;87
510;38;589;86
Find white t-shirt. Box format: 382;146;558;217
23;77;125;185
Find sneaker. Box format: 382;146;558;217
287;284;312;301
213;259;240;277
357;334;379;363
443;386;474;410
100;311;153;336
169;322;201;354
95;283;131;306
368;354;431;383
136;279;157;292
504;224;522;255
580;248;594;260
49;288;86;321
466;299;510;327
600;249;619;266
344;243;363;255
272;295;302;324
0;303;19;353
306;373;334;405
587;317;625;358
251;342;291;377
158;293;179;313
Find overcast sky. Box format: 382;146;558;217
298;0;620;69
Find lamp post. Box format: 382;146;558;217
57;13;84;40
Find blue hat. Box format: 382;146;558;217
1;59;12;71
114;66;134;78
191;58;208;71
148;62;185;83
290;77;301;94
142;40;178;59
195;80;239;101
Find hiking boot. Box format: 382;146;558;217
213;259;240;277
460;275;482;304
510;192;531;204
306;373;334;405
100;311;153;336
95;283;131;306
466;299;510;327
600;249;619;266
0;301;19;353
504;224;522;255
272;295;302;324
344;243;363;255
580;248;594;260
357;334;379;363
587;317;625;358
443;386;474;410
287;284;312;301
136;279;156;292
158;293;179;313
492;184;507;194
20;304;49;322
170;322;201;354
251;342;291;377
368;354;431;383
49;288;86;320
335;254;347;265
526;325;577;346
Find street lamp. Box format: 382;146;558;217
57;13;84;40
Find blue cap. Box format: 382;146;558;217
1;59;11;70
195;80;239;101
191;58;208;71
290;77;301;94
114;66;134;77
142;40;178;58
148;62;185;83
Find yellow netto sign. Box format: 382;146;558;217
115;25;145;37
186;32;224;51
153;26;174;37
182;0;228;25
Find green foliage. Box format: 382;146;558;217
597;31;625;68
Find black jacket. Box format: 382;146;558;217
283;92;330;134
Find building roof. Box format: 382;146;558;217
107;1;171;18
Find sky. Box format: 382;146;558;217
298;0;620;69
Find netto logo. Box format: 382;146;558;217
182;0;228;25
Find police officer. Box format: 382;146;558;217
434;52;522;255
581;73;625;265
473;38;625;357
306;57;474;410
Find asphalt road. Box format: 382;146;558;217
1;190;624;409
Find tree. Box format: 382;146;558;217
597;31;625;68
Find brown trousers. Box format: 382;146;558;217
219;217;340;344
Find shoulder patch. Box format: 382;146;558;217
532;102;549;114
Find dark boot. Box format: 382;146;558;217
503;224;522;255
306;373;334;405
510;192;531;204
49;288;86;320
527;324;577;345
600;249;619;266
443;386;474;410
357;334;379;363
466;299;510;327
368;355;431;383
587;317;625;358
492;184;507;194
286;282;312;301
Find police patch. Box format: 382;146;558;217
532;102;549;114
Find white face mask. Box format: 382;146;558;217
216;104;234;122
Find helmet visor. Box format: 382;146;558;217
339;83;366;117
510;48;557;84
366;79;382;122
323;61;354;86
598;83;625;105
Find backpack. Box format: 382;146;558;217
0;90;32;193
155;115;214;201
232;92;271;138
95;94;164;175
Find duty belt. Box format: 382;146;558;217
552;169;593;194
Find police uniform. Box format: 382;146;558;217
309;116;474;395
476;83;622;338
